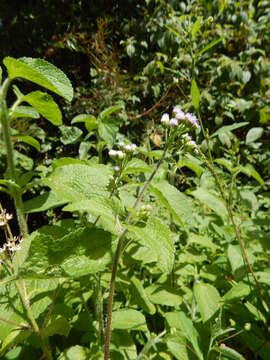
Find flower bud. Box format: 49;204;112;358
169;118;178;128
161;113;170;126
113;166;120;173
109;149;117;158
244;323;251;331
117;150;125;159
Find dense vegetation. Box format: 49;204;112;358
0;1;269;359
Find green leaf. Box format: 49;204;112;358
44;163;113;202
145;284;182;306
197;38;222;57
97;104;123;122
58;346;91;360
24;191;67;213
166;312;203;360
193;282;221;322
71;114;97;132
227;244;244;276
178;155;204;177
123;158;152;175
111;309;147;331
214;345;246;360
41;317;70;338
21;226;113;278
59;125;83;145
211;122;249;137
128;217;174;273
188;234;217;252
63;197;118;234
23;91;62;125
191;78;200;110
223;282;250;303
98;119;118;148
239;164;264;185
191;17;202;39
130;276;156;315
3;57;73;101
246;127;264;144
11;105;39;119
150;180;194;227
192;187;227;220
14;135;40;151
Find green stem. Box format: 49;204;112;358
104;146;168;360
15;281;53;360
0;79;28;238
0;79;52;359
198;113;270;311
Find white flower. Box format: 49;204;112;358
113;166;120;172
109;149;117;158
161;113;170;126
117;150;125;159
0;210;13;226
169;118;178;128
175;110;186;120
172;106;182;115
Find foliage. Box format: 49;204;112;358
0;1;269;359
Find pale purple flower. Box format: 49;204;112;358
169;118;178;128
172;106;182;115
175;110;186;121
185;113;200;129
113;166;120;172
161;113;170;126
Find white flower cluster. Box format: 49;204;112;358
0;236;23;254
183;133;199;154
0;210;12;227
109;142;137;159
161;106;200;130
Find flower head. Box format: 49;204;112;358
161;113;170;126
185;112;200;129
169;118;178;128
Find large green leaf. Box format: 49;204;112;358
165;312;203;360
3;57;73;101
44;163;113;202
14;135;40;151
11;105;39;119
111;309;147;331
20;225;114;278
24;191;68;213
150;181;194;227
128;217;174;273
192;187;227;221
23;91;62;125
145;284;182;306
58;346;91;360
59;125;83;144
130;276;156;315
97;104;123;122
98;119;118;148
63;196;118;234
193;282;221;322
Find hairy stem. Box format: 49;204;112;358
0;79;52;359
0;79;28;237
198;113;269;311
104;147;167;360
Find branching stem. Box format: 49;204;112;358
104;146;168;359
